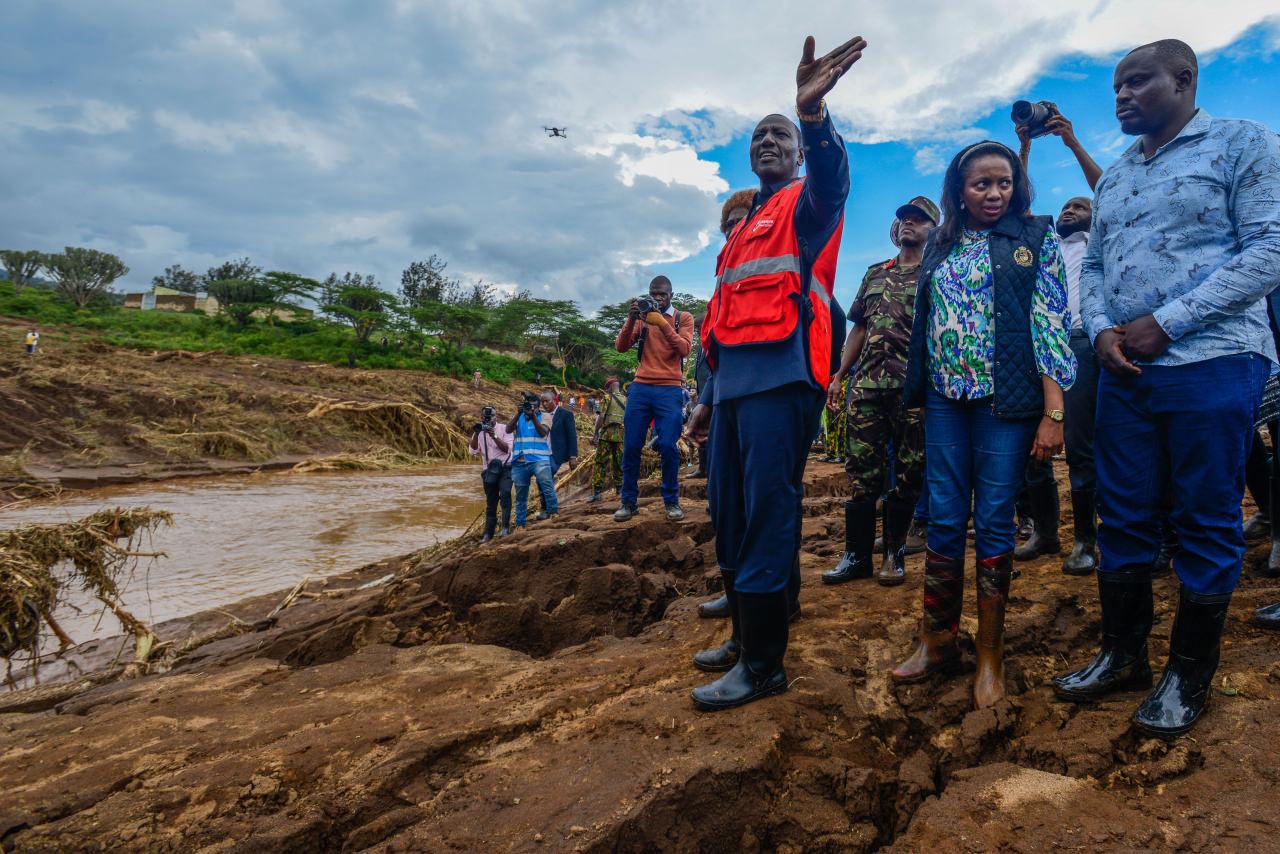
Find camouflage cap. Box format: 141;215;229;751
895;195;940;226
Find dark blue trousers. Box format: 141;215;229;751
621;382;684;506
708;383;822;594
1096;353;1267;595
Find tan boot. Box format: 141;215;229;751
891;550;963;684
973;553;1012;709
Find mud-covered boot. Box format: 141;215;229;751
698;594;729;619
693;570;739;672
1053;572;1153;701
973;554;1013;709
1264;476;1280;579
1062;489;1098;575
905;517;928;555
1014;478;1061;561
892;550;963;683
1132;587;1231;739
691;589;789;711
877;497;913;587
823;499;876;584
1151;517;1177;576
1252;601;1280;629
787;555;802;621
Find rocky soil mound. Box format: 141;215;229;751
3;465;1280;852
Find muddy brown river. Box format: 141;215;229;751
2;465;485;650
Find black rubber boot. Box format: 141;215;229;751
1014;476;1061;561
1265;475;1280;579
1062;489;1098;575
1252;601;1280;629
787;555;802;621
691;588;788;711
698;594;729;619
1244;430;1270;542
1151;517;1178;576
823;499;876;584
693;571;739;672
1053;572;1153;701
877;497;913;587
1132;586;1231;739
481;515;496;544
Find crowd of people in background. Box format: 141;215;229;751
467;34;1280;741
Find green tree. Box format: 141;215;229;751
0;250;45;294
42;247;129;308
151;264;200;294
206;278;278;326
413;302;487;352
399;255;456;308
321;272;375;319
262;271;319;311
327;284;396;343
203;258;262;290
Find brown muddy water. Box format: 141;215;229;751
1;465;485;650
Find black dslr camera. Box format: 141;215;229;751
472;405;496;434
520;392;540;416
1010;100;1056;139
635;296;659;316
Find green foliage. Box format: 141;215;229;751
203;258;262;290
206;277;278;326
326;284;396;343
151;264;200;294
0;250;45;294
41;247;129;308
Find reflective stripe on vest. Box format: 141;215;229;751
702;180;842;388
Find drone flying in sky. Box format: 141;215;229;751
542;126;568;138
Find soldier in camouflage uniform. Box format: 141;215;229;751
590;379;627;502
823;196;939;587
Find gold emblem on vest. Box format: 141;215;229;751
1013;246;1034;267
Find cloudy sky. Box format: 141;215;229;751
4;1;1279;313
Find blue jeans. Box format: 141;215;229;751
915;478;930;522
621;382;685;506
512;458;557;525
708;383;822;594
925;390;1038;560
1096;353;1267;595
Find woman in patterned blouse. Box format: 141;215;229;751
893;140;1076;710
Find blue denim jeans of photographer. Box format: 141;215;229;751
512;458;557;526
1096;353;1268;595
621;382;685;507
925;389;1038;560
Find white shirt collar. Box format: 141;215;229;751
1061;230;1089;244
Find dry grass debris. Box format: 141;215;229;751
306;399;469;461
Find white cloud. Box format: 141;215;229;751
1;1;1277;310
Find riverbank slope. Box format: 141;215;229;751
3;466;1280;852
0;319;549;501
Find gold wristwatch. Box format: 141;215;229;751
1044;409;1065;423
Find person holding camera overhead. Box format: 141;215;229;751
506;392;559;529
613;275;695;522
469;405;513;543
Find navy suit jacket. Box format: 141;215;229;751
549;407;579;469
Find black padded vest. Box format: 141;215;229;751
902;212;1054;420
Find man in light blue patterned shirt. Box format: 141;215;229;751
1057;39;1280;740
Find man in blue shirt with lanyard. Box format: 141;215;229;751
506;395;559;529
685;32;864;712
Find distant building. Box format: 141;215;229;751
122;287;312;321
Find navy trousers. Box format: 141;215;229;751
1096;353;1267;595
1063;330;1100;492
621;382;684;506
708;383;822;594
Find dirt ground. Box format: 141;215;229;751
4;457;1280;852
0;320;554;502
